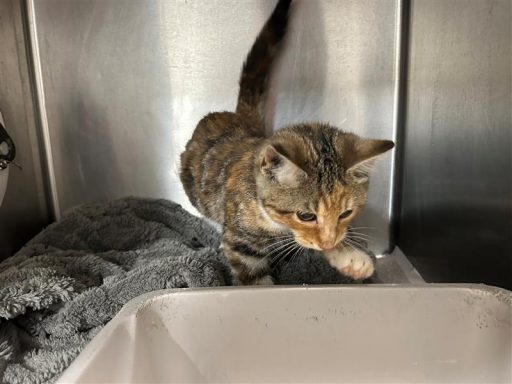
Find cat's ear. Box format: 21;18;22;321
344;137;394;183
260;145;307;187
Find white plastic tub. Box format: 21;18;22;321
58;285;511;383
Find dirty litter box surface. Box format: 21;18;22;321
58;285;511;383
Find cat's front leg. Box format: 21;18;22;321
222;237;274;285
323;245;375;280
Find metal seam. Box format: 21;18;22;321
25;0;61;220
388;0;409;252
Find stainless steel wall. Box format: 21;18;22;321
399;0;512;288
0;0;50;259
27;0;400;255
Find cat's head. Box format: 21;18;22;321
255;124;394;251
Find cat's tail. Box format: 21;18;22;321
236;0;292;121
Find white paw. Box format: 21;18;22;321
324;247;375;280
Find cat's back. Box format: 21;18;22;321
180;111;263;223
186;111;263;148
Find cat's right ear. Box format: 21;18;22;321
344;137;395;183
260;145;306;187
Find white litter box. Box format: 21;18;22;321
58;284;511;383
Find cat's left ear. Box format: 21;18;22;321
344;137;394;183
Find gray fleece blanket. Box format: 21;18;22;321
0;197;358;384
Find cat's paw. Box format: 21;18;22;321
324;247;375;280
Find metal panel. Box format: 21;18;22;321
0;0;50;259
29;0;400;254
400;0;512;288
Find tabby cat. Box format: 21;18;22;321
180;0;394;285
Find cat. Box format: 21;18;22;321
180;0;394;285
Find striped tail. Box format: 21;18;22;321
236;0;292;121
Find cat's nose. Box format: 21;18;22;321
320;240;335;250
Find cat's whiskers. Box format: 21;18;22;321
347;229;379;242
258;239;296;264
261;234;294;240
289;244;306;266
346;234;373;244
348;228;375;234
342;239;369;259
338;241;348;253
256;236;294;259
348;230;375;238
285;243;302;263
348;234;374;241
259;236;294;253
273;243;300;268
248;240;296;272
270;239;298;260
342;237;357;248
348;226;377;231
258;235;294;246
270;241;297;263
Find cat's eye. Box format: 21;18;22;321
339;210;353;220
296;211;317;222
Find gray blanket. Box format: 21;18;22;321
0;197;357;384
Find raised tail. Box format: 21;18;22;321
236;0;292;120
